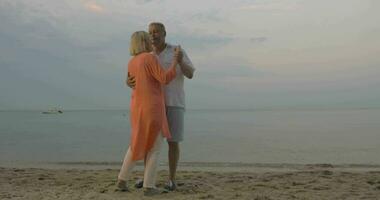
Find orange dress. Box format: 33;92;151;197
128;52;176;161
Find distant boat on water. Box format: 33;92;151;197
42;107;63;114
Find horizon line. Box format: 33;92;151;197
1;106;380;112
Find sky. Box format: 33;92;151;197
0;0;379;110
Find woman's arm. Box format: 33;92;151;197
146;54;178;85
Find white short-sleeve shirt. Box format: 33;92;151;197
154;43;195;108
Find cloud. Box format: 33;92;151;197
200;55;275;79
206;65;274;79
250;37;267;43
84;1;105;13
239;2;300;12
136;0;155;3
1;0;379;110
169;33;234;50
188;11;224;23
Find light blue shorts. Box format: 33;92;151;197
166;106;185;142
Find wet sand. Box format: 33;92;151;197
1;166;380;200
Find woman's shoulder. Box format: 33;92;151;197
129;53;155;66
139;53;159;66
139;52;156;60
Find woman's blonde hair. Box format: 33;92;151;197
129;31;152;56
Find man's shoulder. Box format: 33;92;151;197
166;43;175;49
166;43;186;51
160;43;174;55
163;43;190;56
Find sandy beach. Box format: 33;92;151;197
1;165;380;200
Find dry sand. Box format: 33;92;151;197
1;166;380;200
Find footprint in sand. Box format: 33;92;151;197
312;186;330;190
199;194;215;199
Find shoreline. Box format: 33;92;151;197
2;161;380;172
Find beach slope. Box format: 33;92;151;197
1;167;380;199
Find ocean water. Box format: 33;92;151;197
1;108;380;167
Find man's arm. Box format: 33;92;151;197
179;62;194;79
126;72;136;89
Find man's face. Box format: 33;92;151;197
148;25;165;47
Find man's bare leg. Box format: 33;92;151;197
168;141;180;184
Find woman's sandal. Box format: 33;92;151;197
134;179;144;189
115;179;130;192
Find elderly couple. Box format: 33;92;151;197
116;22;195;196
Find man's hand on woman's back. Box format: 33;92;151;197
127;72;136;89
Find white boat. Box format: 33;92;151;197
42;108;63;114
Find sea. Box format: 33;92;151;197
1;108;380;169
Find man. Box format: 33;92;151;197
127;22;195;191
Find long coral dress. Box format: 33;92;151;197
128;52;176;161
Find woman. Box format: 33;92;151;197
117;31;178;196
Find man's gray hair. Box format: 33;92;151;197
149;22;166;36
